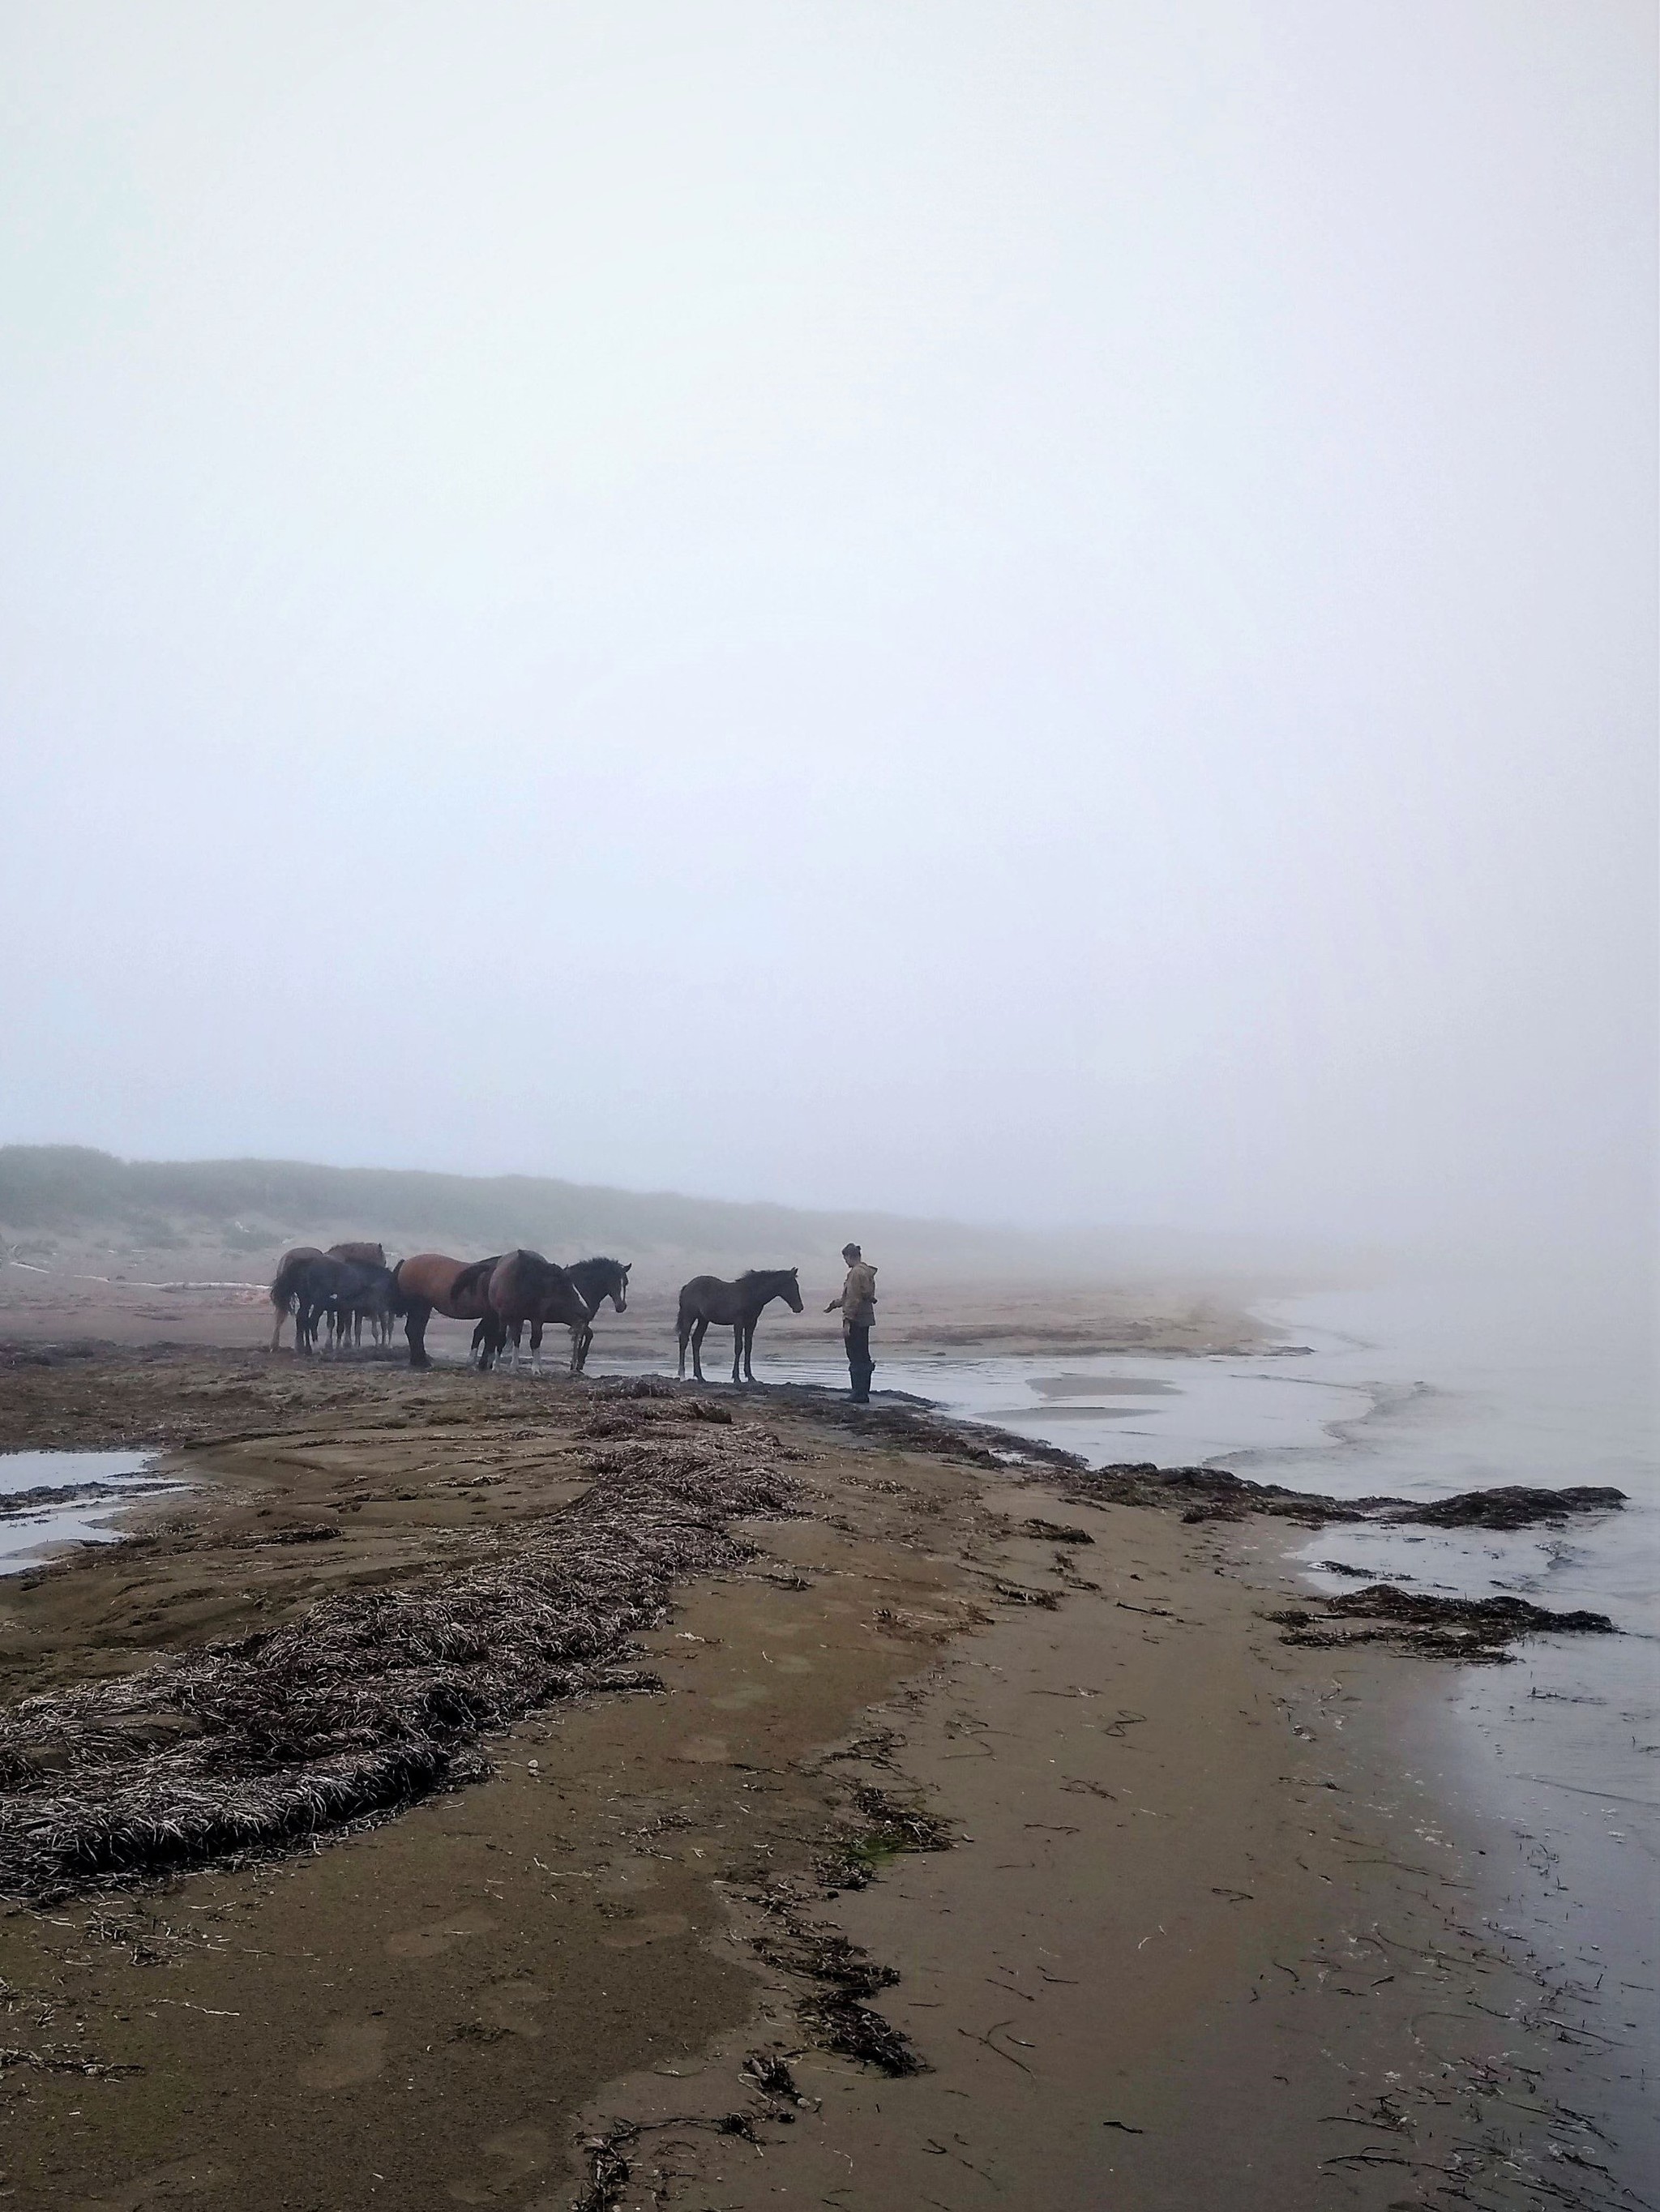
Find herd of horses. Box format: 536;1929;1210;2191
267;1243;806;1383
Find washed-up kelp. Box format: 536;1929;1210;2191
0;1435;793;1902
1269;1583;1615;1662
1074;1464;1626;1530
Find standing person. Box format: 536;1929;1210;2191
826;1242;877;1402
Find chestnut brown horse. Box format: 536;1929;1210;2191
676;1268;803;1384
480;1249;591;1376
391;1252;500;1369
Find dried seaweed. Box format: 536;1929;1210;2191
746;1878;925;2077
0;1433;794;1901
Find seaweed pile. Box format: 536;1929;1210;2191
745;1875;925;2077
1269;1583;1615;1662
0;1433;794;1902
1073;1462;1626;1531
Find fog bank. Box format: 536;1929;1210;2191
1;4;1653;1273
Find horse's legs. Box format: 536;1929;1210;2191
405;1301;433;1369
677;1316;690;1380
690;1317;709;1382
742;1316;757;1384
731;1324;744;1385
529;1319;545;1375
575;1320;593;1373
567;1323;581;1379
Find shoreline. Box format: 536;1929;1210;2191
0;1343;1645;2208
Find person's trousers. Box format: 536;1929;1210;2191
844;1323;874;1402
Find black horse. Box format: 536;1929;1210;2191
283;1256;396;1354
676;1268;803;1385
470;1256;631;1374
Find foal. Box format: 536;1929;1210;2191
675;1268;803;1384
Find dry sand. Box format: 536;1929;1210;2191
0;1339;1634;2212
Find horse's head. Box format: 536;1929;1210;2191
781;1266;803;1315
612;1260;631;1313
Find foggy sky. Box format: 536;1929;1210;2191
2;2;1654;1257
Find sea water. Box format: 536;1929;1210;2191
749;1270;1658;2167
0;1449;180;1572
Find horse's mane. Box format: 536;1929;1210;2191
451;1253;502;1299
737;1266;794;1285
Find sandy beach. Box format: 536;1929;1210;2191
0;1328;1639;2212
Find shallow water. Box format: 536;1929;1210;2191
738;1272;1660;2163
0;1448;176;1572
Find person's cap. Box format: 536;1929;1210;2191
841;1242;862;1259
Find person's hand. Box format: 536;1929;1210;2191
824;1300;839;1312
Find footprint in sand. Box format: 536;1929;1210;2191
446;2121;552;2202
75;2158;234;2210
711;1682;770;1711
474;1979;552;2039
671;1734;730;1764
385;1906;498;1958
295;2018;387;2090
598;1910;691;1950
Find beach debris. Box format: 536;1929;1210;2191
1404;1484;1626;1530
1269;1584;1616;1662
802;1992;924;2075
1020;1517;1093;1543
775;1389;1086;1472
745;1876;925;2077
989;1580;1061;1609
1076;1464;1628;1532
819;1784;956;1887
0;1433;795;1902
573;2121;640;2212
739;2049;805;2103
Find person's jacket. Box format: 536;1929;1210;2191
838;1262;878;1327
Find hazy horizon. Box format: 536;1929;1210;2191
2;4;1654;1273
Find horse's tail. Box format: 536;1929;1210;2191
269;1252;308;1314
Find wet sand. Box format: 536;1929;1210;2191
0;1343;1636;2210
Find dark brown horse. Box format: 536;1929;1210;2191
473;1256;631;1375
481;1250;591;1376
270;1242;389;1349
327;1240;386;1267
391;1252;500;1368
676;1268;802;1384
269;1247;324;1350
326;1242;391;1344
281;1256;396;1354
